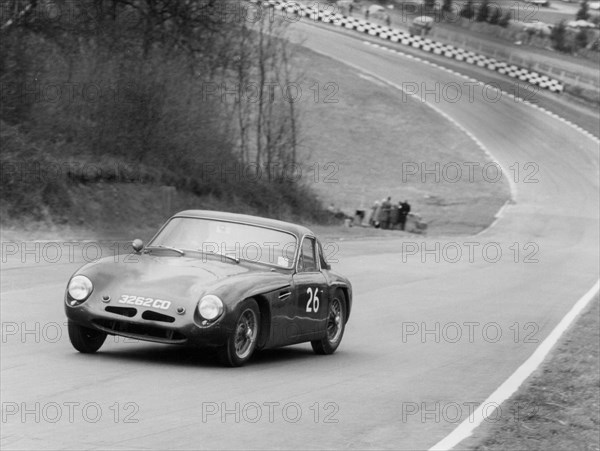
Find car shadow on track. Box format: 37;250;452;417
82;343;319;368
252;346;317;364
91;344;221;367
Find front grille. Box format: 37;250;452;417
142;310;175;323
92;319;186;343
105;306;137;317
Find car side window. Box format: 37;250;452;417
298;237;318;273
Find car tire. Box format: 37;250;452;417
311;289;346;355
68;320;107;353
219;299;260;367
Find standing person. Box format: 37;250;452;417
349;3;353;15
381;196;392;229
373;200;382;228
390;202;400;229
385;13;391;27
399;200;411;231
368;200;378;226
365;8;369;20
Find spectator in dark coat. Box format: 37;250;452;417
381;196;392;229
399;200;411;231
390;203;400;229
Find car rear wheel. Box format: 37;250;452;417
68;320;107;353
311;290;346;355
219;299;260;367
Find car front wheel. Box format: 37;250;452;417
311;290;346;355
219;299;260;367
68;320;107;353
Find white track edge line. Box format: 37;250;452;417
363;41;600;144
430;279;600;450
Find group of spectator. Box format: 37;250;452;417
369;197;411;230
328;197;413;231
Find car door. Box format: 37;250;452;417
291;236;328;340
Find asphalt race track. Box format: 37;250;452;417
1;20;599;451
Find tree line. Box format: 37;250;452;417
1;0;322;222
418;0;599;53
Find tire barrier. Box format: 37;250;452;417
263;0;564;93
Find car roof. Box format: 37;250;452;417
172;210;315;239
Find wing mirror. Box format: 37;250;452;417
132;239;144;253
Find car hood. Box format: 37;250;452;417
75;253;276;304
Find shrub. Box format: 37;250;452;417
0;123;72;221
550;20;569;52
488;7;502;25
576;0;591;21
476;0;490;22
575;29;589;49
460;0;475;20
498;11;512;28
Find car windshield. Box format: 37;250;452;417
148;217;298;269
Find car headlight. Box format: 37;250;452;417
198;295;224;321
68;275;93;302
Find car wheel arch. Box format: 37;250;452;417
250;294;271;349
334;286;351;323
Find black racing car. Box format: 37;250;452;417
65;210;352;366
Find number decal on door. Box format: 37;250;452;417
306;287;320;313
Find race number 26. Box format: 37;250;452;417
306;287;320;313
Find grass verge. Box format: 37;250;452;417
461;295;600;450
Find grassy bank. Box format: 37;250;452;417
461;295;600;450
293;46;510;236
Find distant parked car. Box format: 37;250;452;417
367;4;386;17
524;0;551;6
523;21;553;36
410;16;434;36
567;19;597;28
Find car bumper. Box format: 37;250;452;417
65;298;232;347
